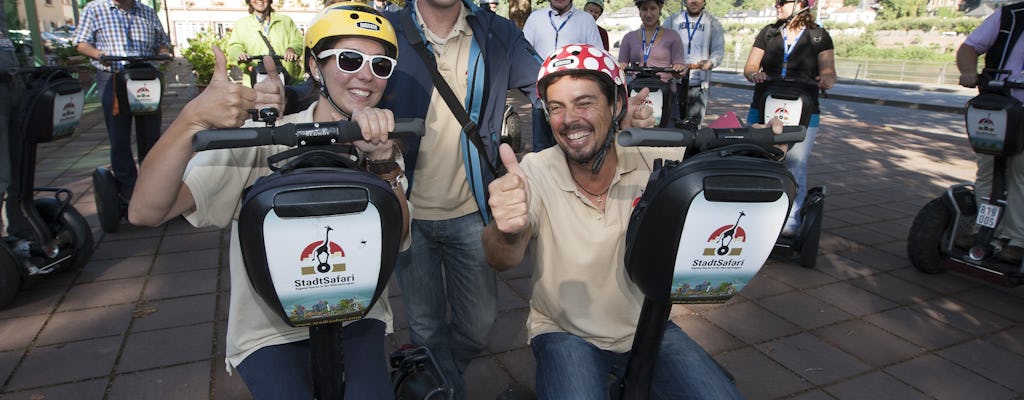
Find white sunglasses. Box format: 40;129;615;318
316;48;397;79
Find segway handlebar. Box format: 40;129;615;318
979;68;1024;90
240;54;285;62
617;125;806;151
192;118;426;152
98;54;173;63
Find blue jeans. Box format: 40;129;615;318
98;71;162;196
684;84;709;127
395;212;498;400
748;108;820;233
236;319;393;400
531;322;743;400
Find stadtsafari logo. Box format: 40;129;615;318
134;85;152;101
699;211;747;263
771;105;792;124
975;113;996;134
61;100;78;120
295;226;356;288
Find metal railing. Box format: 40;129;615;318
718;55;961;87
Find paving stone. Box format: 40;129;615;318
757;262;839;290
847;272;941;305
823;371;930;400
805;281;899;317
937;340;1024;393
486;308;529;354
952;287;1024;323
674;314;745;355
0;350;22;387
831;225;902;246
76;255;152;283
57;277;146;311
863;307;970;349
906;298;1012;336
7;336;120;390
36;304;133;345
142;268;218;300
151;248;220;274
702;301;800;345
0;288;63;319
108;361;211;400
812;319;924;368
0;378;108;400
116;323;215;373
91;236;162;260
158;230;223;254
496;280;528;312
756;292;854;330
736;270;795;300
716;346;812;399
885;354;1016;400
756;333;871;385
464;356;512;400
494;347;536;391
814;253;879;280
887;266;983;295
787;389;837;400
130;294;217;332
0;314;49;351
986;325;1024;356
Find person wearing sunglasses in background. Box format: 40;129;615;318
743;0;835;237
128;4;408;398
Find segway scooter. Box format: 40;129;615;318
753;76;827;268
625;63;703;130
192;111;451;399
240;54;288;87
907;69;1024;286
92;54;172;233
616;122;806;398
500;104;522;153
1;65;94;308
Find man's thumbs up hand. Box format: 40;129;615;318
488;144;530;235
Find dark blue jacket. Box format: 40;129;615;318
380;0;543;224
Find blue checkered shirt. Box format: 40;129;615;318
73;0;170;72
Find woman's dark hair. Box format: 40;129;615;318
791;3;815;28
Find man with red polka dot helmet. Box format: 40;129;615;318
482;43;745;399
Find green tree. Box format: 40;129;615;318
877;0;929;19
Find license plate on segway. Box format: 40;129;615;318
976;203;1001;228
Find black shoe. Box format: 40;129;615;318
996;245;1023;264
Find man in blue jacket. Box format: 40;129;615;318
275;1;544;397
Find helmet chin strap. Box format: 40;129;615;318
317;69;351;120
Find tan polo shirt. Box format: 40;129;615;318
519;143;681;353
408;3;478;220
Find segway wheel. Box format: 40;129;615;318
35;198;95;272
501;106;522;153
93;167;123;233
907;197;952;274
798;186;826;269
0;245;22;309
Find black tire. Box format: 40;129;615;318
502;107;522;153
93;166;123;233
907;197;953;274
35;198;95;273
798;187;825;268
0;245;23;309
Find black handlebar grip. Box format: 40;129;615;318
392;118;426;138
740;125;806;145
617;128;693;147
192;128;274;151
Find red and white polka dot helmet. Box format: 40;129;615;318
536;44;628;103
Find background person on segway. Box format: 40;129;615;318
742;0;835;237
73;0;171;203
583;0;610;51
482;44;745;400
618;0;687;126
479;0;499;13
663;0;725;128
954;7;1024;265
226;0;304;86
129;4;408;398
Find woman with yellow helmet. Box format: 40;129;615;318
129;3;406;398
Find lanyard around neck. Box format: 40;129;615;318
548;9;573;48
781;27;805;78
641;26;659;66
119;8;135;54
683;12;702;54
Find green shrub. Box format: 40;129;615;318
182;30;227;85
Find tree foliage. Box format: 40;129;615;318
876;0;929;19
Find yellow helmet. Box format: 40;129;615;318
305;2;398;60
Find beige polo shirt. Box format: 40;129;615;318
519;143;681;353
408;3;478;220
